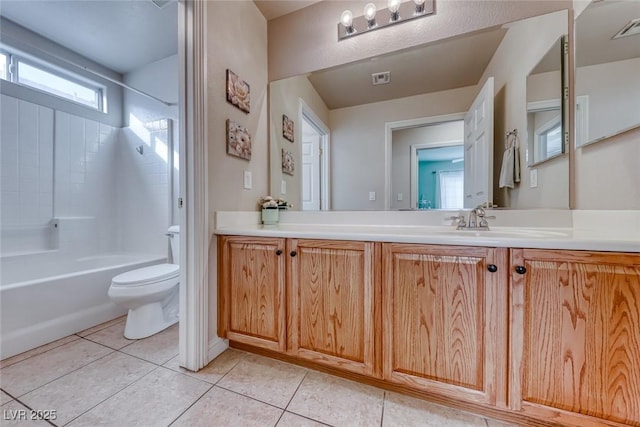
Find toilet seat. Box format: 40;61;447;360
111;264;179;287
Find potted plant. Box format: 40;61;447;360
258;196;291;225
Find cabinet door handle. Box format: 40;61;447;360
275;249;283;256
515;265;527;275
487;264;498;273
290;251;297;257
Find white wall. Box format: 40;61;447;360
479;10;569;209
330;86;477;210
269;75;330;210
391;122;464;210
119;55;179;255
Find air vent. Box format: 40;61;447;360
372;71;391;85
613;18;640;39
151;0;172;9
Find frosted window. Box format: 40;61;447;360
439;170;464;209
16;60;101;110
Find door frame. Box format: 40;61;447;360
384;113;465;210
177;0;213;371
299;99;330;210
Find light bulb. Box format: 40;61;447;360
364;3;377;20
364;3;377;28
341;9;353;27
414;0;426;14
388;0;400;22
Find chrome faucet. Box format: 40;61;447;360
450;206;496;230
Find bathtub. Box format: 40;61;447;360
0;253;166;359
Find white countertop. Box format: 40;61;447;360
213;211;640;253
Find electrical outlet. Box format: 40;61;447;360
281;180;287;195
243;171;252;189
369;191;376;201
397;193;403;201
530;169;538;188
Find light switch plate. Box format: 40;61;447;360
369;191;376;201
397;193;403;201
530;169;538;188
243;171;252;189
281;180;286;195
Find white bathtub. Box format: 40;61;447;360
0;252;166;359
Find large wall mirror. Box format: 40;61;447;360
575;1;640;147
269;9;569;211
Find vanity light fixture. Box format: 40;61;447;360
338;0;435;40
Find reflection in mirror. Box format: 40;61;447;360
269;10;569;211
526;36;565;166
575;1;640;146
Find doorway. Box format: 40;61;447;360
300;100;330;211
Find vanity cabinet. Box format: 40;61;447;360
287;239;380;377
510;249;640;426
218;236;286;352
382;243;509;407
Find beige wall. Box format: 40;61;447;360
330;86;477;210
391;122;464;210
206;1;268;341
576;58;640;143
268;0;570;81
269;76;330;210
479;10;569;209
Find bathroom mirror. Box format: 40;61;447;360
526;36;567;166
575;1;640;147
269;9;569;211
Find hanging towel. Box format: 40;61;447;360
499;133;521;188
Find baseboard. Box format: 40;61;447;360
206;336;229;364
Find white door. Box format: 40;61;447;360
464;76;494;208
302;121;321;211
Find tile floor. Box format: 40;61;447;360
1;317;518;426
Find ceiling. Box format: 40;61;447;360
254;0;321;20
0;0;178;74
307;27;507;110
576;0;640;67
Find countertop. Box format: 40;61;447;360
213;211;640;252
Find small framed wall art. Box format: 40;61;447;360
282;114;294;142
282;149;294;175
226;119;252;160
226;69;250;114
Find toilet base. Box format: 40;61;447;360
124;301;178;339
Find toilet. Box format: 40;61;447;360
108;226;180;339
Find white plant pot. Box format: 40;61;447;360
261;208;279;225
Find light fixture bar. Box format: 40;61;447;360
338;0;435;41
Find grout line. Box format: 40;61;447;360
1;389;59;427
380;390;386;427
166;383;214;427
213;383;292;413
0;336;82;369
61;366;162;426
283;370;307;412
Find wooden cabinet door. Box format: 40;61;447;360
218;236;286;352
287;239;380;377
382;243;508;407
511;249;640;426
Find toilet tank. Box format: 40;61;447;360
168;225;180;264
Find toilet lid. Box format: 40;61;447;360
112;264;179;286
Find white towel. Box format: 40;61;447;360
499;135;521;189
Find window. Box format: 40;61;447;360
438;170;464;209
535;116;562;160
0;49;105;111
0;52;7;80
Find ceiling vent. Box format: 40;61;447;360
613;18;640;39
151;0;172;9
372;71;391;86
